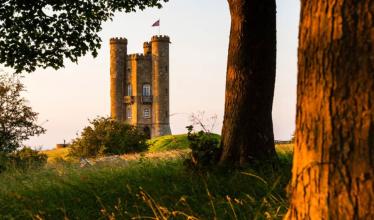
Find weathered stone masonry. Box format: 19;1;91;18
110;35;172;138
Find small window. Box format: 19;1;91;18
126;107;132;119
143;84;151;96
143;108;151;118
127;84;132;96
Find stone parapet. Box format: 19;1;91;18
127;53;150;60
151;35;170;43
110;37;128;44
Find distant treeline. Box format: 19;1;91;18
275;140;292;145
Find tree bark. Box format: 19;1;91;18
219;0;278;166
286;1;374;219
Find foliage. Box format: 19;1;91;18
0;147;47;172
0;151;293;219
147;134;190;152
0;0;168;73
69;117;147;158
0;73;46;153
185;125;221;169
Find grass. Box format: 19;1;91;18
42;147;70;163
1;135;294;219
147;134;190;152
42;134;192;159
275;144;293;157
147;133;220;152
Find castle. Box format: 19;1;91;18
110;35;172;138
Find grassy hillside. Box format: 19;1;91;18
14;135;294;219
42;147;70;162
44;134;292;160
0;155;292;219
147;133;220;151
275;143;293;156
147;134;190;152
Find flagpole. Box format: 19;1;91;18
152;19;161;35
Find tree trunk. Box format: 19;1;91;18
286;1;374;219
219;0;278;166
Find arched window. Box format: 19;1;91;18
143;108;151;118
126;106;132;119
142;84;151;96
127;84;132;96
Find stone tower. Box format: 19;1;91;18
109;35;172;138
110;38;127;121
151;36;172;137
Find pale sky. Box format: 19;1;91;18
15;0;300;149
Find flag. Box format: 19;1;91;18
152;20;160;27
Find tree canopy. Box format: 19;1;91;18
0;0;168;73
0;73;45;153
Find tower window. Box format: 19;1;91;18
143;108;151;118
143;84;151;96
127;84;132;96
126;107;132;119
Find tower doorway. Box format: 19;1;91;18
143;126;151;139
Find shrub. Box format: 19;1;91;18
185;125;221;169
69;117;147;158
0;147;47;173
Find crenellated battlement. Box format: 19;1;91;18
143;42;152;55
151;35;170;43
110;37;128;44
127;53;150;60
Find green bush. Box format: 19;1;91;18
69;117;147;158
185;125;221;169
0;147;47;173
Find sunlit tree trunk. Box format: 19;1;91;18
219;0;278;166
286;1;374;219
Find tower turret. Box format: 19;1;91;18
143;42;152;55
151;35;171;136
110;37;128;121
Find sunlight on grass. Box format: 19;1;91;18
42;147;70;162
17;135;295;219
0;156;292;219
147;134;190;152
275;144;294;155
